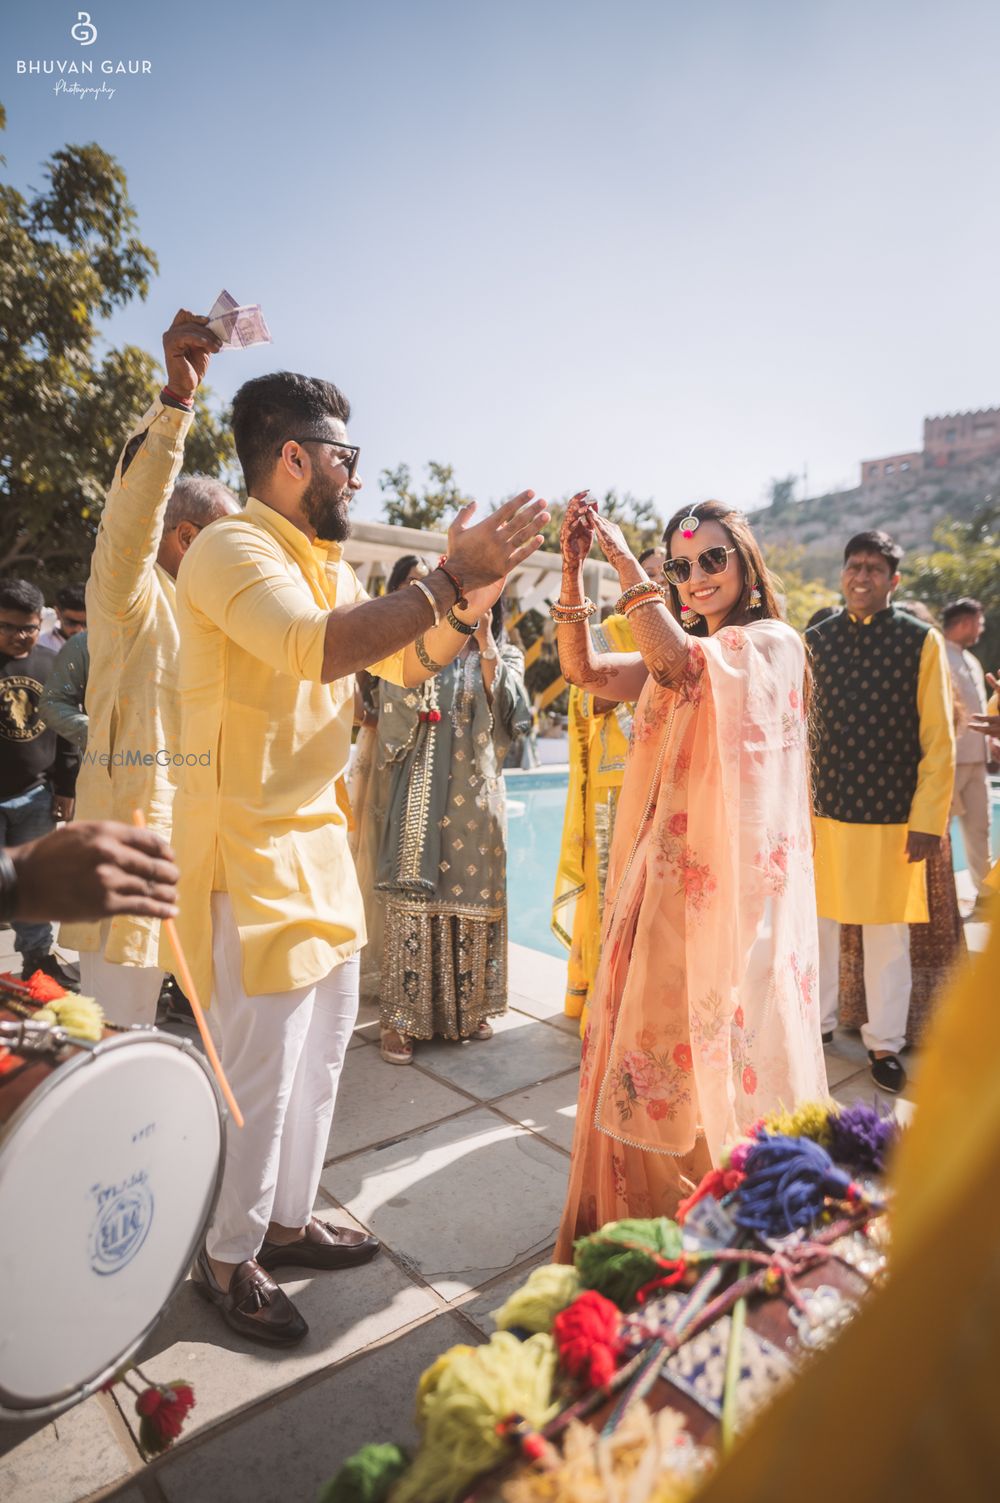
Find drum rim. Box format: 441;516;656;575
0;1026;227;1423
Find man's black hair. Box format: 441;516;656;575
842;529;903;572
0;579;44;616
942;596;984;630
638;546;659;566
55;583;86;612
231;371;351;494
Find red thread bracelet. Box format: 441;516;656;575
161;385;195;410
436;556;467;609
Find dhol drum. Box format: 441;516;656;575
0;1008;224;1422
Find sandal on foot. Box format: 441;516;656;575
380;1027;414;1065
470;1020;494;1041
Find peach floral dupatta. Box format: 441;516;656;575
556;621;827;1257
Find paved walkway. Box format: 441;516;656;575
0;915;978;1503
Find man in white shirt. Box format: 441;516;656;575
943;597;995;894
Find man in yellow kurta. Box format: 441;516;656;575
808;529;955;1096
166;318;550;1345
552;613;636;1033
65;312;238;1023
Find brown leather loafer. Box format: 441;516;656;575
257;1218;380;1272
192;1251;308;1345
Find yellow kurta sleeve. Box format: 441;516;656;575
182;522;329;682
88;400;193;620
909;629;956;837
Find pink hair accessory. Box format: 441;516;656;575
678;511;700;540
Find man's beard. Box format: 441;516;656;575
302;474;351;542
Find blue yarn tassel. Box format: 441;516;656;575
733;1133;854;1237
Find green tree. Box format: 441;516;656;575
0;106;234;590
903;509;1000;672
765;543;840;631
379;461;472;531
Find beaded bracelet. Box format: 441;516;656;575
615;580;665;614
445;607;476;636
549;597;597;623
409;577;441;626
625;583;661;613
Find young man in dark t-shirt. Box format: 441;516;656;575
0;579;79;982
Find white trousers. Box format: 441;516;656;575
952;762;993;892
206;894;359;1264
818;916;911;1055
78;945;163;1027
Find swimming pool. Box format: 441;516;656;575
503;770;1000;960
504;770;570;960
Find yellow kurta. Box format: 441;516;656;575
172;498;404;1007
552;613;635;1032
64;399;193;966
814;627;955;924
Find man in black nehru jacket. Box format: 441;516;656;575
0;578;79;983
807;530;954;1096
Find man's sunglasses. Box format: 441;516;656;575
663;546;736;587
281;436;361;480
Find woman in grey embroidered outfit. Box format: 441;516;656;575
356;598;531;1064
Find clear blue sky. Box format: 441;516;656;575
3;0;999;522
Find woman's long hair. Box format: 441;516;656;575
387;554;427;594
661;500;781;636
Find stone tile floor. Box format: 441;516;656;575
0;912;988;1503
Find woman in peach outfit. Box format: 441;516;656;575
553;498;827;1259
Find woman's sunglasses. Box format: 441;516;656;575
663;546;736;587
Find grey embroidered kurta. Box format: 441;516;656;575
358;644;530;1039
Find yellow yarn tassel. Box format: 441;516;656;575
33;993;104;1043
393;1333;559;1503
493;1264;582;1334
759;1100;835;1148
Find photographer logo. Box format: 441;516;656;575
70;11;97;45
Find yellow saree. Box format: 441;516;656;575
552;614;636;1035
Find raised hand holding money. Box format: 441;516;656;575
162;309;223;402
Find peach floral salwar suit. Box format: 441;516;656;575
556;621;827;1259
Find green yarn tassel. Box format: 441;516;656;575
573;1216;683;1306
317;1443;409;1503
493;1262;582;1334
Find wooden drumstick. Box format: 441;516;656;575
131;810;244;1128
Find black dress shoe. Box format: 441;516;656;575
21;950;80;990
257;1218;380;1272
192;1251;308;1345
868;1050;906;1095
821;1031;834;1045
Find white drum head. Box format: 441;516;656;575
0;1033;222;1414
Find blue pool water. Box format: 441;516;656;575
504;771;570;960
503;771;1000;959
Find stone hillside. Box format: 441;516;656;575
751;452;1000;586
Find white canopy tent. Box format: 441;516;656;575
342;520;620;613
